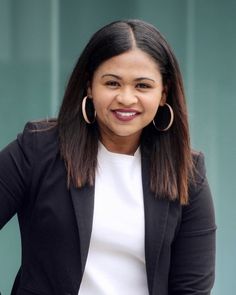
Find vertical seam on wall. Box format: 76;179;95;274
50;0;60;117
186;0;195;141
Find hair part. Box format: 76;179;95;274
58;19;193;205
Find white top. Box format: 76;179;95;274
78;142;149;295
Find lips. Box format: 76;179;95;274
112;109;140;121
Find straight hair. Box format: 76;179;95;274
58;19;193;205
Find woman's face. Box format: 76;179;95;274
88;48;166;145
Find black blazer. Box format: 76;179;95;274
0;122;216;295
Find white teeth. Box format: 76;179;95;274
116;111;136;117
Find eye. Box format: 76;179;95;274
136;83;152;89
105;80;120;88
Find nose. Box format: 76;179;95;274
116;88;138;106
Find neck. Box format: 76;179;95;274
100;134;141;156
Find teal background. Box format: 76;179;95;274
0;0;235;294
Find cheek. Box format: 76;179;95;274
92;91;114;114
146;96;162;114
92;98;110;120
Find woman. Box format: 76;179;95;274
0;19;216;295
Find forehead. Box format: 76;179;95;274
94;48;161;77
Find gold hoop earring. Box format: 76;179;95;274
153;103;174;131
82;96;96;124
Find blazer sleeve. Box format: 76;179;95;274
169;152;216;295
0;122;36;229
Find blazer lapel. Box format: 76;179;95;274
141;151;170;294
70;184;95;273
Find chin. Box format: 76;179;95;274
112;129;142;138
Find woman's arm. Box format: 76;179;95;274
169;153;216;294
0;123;35;229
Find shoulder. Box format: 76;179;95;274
189;150;207;198
18;119;59;150
181;150;216;232
0;120;58;162
9;119;60;168
191;150;206;183
20;119;58;139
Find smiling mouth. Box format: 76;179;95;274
116;111;136;117
112;110;140;121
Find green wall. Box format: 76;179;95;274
0;0;235;294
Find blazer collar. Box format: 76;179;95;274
141;150;170;294
70;150;169;294
70;184;95;273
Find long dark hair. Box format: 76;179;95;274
58;19;193;205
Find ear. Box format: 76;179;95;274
87;82;92;97
160;88;167;106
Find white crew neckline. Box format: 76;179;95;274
98;141;140;160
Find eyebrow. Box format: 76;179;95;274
101;74;156;83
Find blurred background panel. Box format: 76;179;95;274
0;0;235;294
